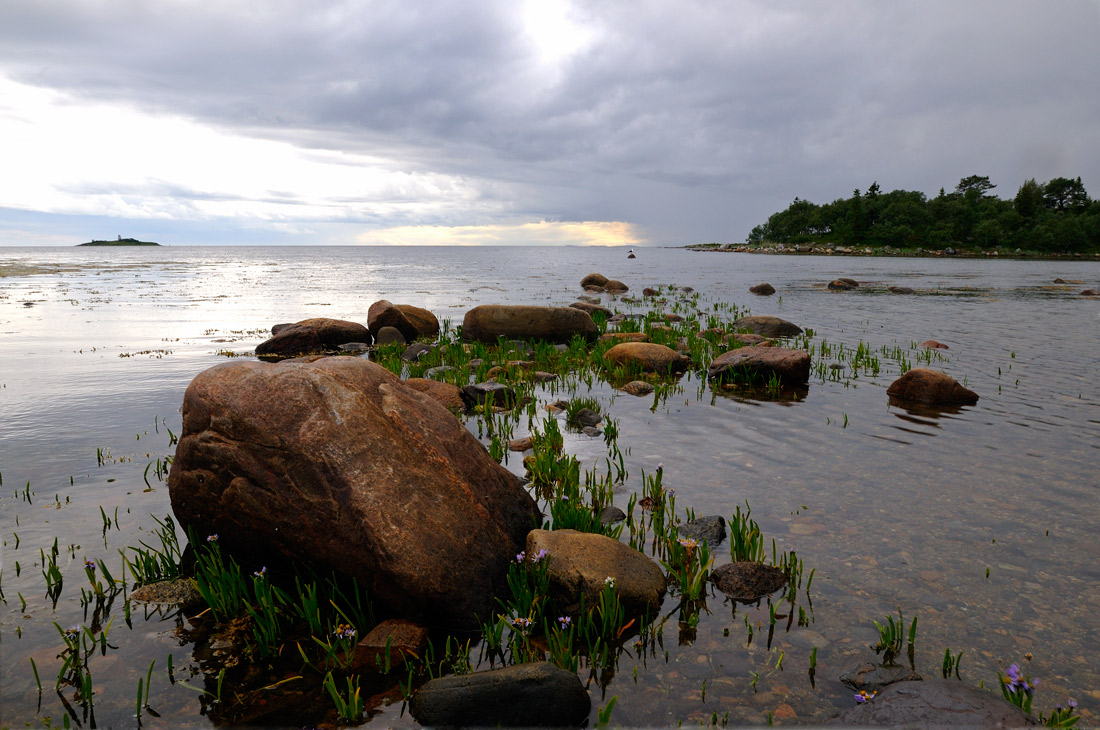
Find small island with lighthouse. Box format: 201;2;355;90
78;236;160;247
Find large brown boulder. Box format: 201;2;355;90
569;301;613;318
395;304;440;339
255;318;370;359
731;315;803;338
367;300;419;342
404;377;464;412
708;345;811;384
526;529;666;617
580;272;608;288
886;368;979;406
168;357;541;628
604;342;690;374
462;305;598;344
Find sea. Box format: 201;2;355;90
1;245;1098;727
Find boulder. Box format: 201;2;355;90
462;305;598;344
255;318;371;359
604;279;630;293
621;380;655;396
404;377;464;413
367;300;419;342
920;340;949;350
886;368;978;406
749;283;776;295
395;304;440;338
604;342;690;374
374;326;406;345
828;681;1034;727
271;323;292;335
167;357;541;628
1081;289;1098;296
711;562;788;602
569;301;614;318
600;332;649;345
351;619;429;672
461;381;517;409
642;287;660;297
410;661;591;728
707;346;811;385
731;315;803;338
580;272;609;288
526;529;666;617
677;516;726;547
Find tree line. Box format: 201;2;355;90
747;175;1099;252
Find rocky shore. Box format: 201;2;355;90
686;242;1100;259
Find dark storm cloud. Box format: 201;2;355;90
2;0;1098;242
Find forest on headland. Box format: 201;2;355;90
747;175;1100;253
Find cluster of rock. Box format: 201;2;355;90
257;300;440;359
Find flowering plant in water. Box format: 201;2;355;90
854;689;877;703
999;661;1081;728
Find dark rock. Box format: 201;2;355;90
367;299;419;342
749;282;776;295
462;305;598;344
404;378;465;413
678;516;726;547
580;272;609;288
828;680;1035;727
839;662;922;692
461;381;517;409
422;365;455;380
627;252;636;259
720;332;773;347
1053;278;1067;283
570;407;602;428
664;313;684;323
570;301;614;318
888;286;915;294
920;340;949;350
271;323;292;335
944;247;956;255
601;505;627;524
351;619;429;672
680;286;695;293
337;342;370;353
621;380;655;396
600;332;649;345
604;342;690;374
642;287;660;297
402;342;434;361
837;277;860;286
582;425;601;437
374;326;406;345
828;279;857;291
526;529;666;617
1081;289;1098;296
167;357;540;628
395;304;440;338
711;561;788;602
887;368;978;406
732;315;802;337
410;661;591;728
256;318;371;359
707;346;811;385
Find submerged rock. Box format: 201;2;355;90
888;286;915;294
886;368;978;406
678;515;726;547
749;282;776;295
620;380;655;396
410;661;590;728
839;662;922;692
731;315;803;337
255;318;371;359
920;340;949;350
168;357;540;628
461;381;517;409
462;305;598;344
569;301;614;318
711;561;788;602
604;342;690;374
828;681;1034;727
707;346;811;385
351;619;430;672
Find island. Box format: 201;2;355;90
78;237;160;247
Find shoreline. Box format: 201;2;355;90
685;242;1100;260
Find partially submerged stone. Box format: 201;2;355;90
410;661;591;728
255;318;371;359
749;282;775;295
920;340;949;350
711;561;787;602
886;368;978;406
840;662;922;692
604;342;690;374
129;578;203;610
351;619;429;672
168;357;540;628
678;515;726;547
570;301;613;318
707;346;811;385
620;380;655;396
462;305;598;344
580;272;609;288
600;332;649;345
461;381;517;409
828;680;1034;727
731;315;803;338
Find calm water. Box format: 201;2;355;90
2;246;1098;727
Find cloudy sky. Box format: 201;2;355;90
1;1;1098;247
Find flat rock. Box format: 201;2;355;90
732;315;803;338
462;305;598;344
828;680;1035;727
600;332;649;345
678;516;726;547
526;529;666;617
707;346;811;384
604;342;690;374
920;340;949;350
168;357;540;628
840;662;923;692
887;368;978;406
129;578;203;609
711;561;787;602
749;282;776;295
351;619;429;672
410;661;591;728
255;318;371;359
508;436;534;452
402;342;434;361
888;286;915;294
621;380;655;396
720;333;773;347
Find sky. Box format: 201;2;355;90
1;1;1098;247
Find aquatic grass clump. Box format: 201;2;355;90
870;607;917;668
120;514;182;586
729;503;766;563
660;535;714;601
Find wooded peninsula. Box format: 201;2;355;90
743;175;1098;254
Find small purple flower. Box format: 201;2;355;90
253;566;267;578
206;534;218;542
678;537;698;550
515;551;526;563
557;616;572;630
64;625;81;640
604;576;615;588
1068;699;1078;709
84;560;97;571
511;616;533;631
533;549;549;563
333;623;356;640
854;690;877;703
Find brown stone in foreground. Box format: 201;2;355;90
367;300;419;342
168;357;541;628
255;318;370;359
749;282;775;295
732;315;802;337
707;345;811;384
352;619;429;672
395;304;440;338
886;368;978;406
1081;289;1098;296
604;342;690;374
920;340;949;350
828;681;1034;727
604;279;630;292
462;305;598;344
580;272;609;288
